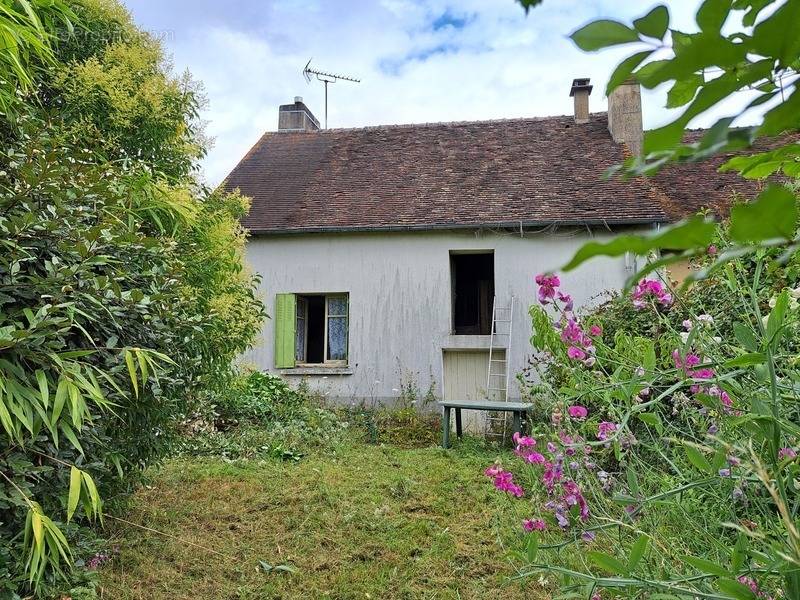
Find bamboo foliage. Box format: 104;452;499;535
0;0;74;113
0;1;265;594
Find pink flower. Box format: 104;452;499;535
673;349;701;373
512;432;536;447
737;576;773;600
522;518;547;532
597;421;617;442
567;405;588;420
567;346;586;361
556;291;574;311
631;279;673;309
707;244;717;256
485;466;524;497
560;319;584;345
525;452;547;465
536;273;560;305
691;368;715;380
484;464;503;477
779;447;797;460
589;324;602;337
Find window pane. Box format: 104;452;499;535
327;316;347;361
295;297;306;362
295;318;305;361
327;295;347;317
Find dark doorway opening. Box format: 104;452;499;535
451;252;494;335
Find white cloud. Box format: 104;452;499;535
122;0;765;185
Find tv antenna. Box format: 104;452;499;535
303;59;360;129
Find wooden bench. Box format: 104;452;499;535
437;400;533;448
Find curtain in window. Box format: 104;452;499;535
295;296;307;362
326;295;348;361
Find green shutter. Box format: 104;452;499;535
274;293;296;368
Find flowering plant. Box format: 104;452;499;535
488;249;800;599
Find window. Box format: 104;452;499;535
275;293;349;368
450;252;494;335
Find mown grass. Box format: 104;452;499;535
99;437;554;599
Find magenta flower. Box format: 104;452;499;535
567;405;588;420
672;349;701;372
484;464;503;477
522;518;547;532
692;368;715;380
512;432;536;447
779;447;797;460
525;452;547;465
597;421;617;442
631;279;673;309
535;273;560;305
707;244;718;256
485;466;524;497
495;472;524;497
589;324;602;337
556;290;574;311
737;576;773;600
560;318;584;345
567;346;586;361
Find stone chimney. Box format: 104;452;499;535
607;79;643;156
278;96;320;132
569;78;593;124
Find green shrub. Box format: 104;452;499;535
0;1;264;594
489;243;800;599
180;372;346;460
213;371;304;426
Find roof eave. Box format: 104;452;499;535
244;217;666;236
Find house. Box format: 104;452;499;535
222;78;762;419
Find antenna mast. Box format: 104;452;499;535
303;59;360;129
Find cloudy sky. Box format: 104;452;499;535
123;0;755;185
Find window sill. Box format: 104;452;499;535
279;366;353;376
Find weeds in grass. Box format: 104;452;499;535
100;439;553;600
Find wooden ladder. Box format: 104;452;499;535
484;295;515;440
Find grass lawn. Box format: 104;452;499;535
99;437;553;599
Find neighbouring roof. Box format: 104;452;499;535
222;113;773;235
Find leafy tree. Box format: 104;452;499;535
0;0;74;114
527;0;800;278
0;0;264;593
548;0;800;276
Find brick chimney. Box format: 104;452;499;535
278;96;320;132
569;78;593;124
607;79;643;156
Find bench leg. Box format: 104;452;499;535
455;408;463;439
512;411;521;437
442;407;451;449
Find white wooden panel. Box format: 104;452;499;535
442;350;505;433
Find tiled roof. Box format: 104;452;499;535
222;113;773;234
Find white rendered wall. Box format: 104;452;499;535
242;229;642;406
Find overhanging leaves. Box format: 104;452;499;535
729;185;799;243
633;5;669;39
562;216;716;272
570;20;640;51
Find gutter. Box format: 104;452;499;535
244;217;667;236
